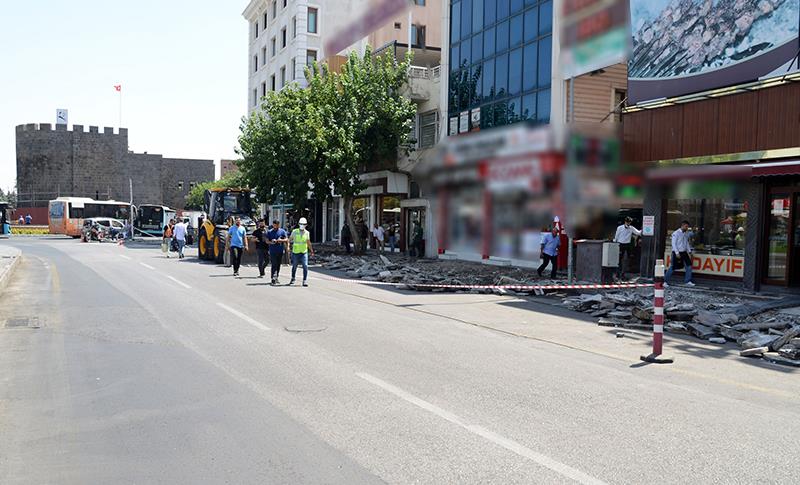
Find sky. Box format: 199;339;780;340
0;0;249;193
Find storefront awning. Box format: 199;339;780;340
750;160;800;177
647;160;800;182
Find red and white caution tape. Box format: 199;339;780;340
317;274;653;291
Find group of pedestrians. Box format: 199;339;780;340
162;218;189;259
231;216;313;285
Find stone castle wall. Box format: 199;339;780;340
16;123;213;209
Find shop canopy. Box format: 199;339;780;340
647;160;800;182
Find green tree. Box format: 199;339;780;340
237;46;416;254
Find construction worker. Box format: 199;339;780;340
289;217;314;286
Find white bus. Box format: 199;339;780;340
135;204;176;237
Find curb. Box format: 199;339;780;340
0;248;22;294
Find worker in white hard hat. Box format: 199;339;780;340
289;216;314;286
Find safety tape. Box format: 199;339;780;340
317;274;654;291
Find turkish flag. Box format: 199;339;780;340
113;84;121;92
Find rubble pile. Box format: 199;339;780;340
562;288;800;368
316;252;563;295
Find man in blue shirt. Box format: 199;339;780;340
228;217;248;277
537;226;560;279
266;219;288;285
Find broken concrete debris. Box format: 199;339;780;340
317;251;800;368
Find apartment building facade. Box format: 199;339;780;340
242;0;368;113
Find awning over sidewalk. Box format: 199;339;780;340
647;160;800;182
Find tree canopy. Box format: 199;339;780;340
185;169;247;210
237;46;417;251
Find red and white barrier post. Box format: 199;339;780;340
641;259;674;364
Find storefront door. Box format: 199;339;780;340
764;190;800;286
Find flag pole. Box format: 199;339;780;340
118;86;122;128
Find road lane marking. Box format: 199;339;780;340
356;372;608;485
216;302;271;331
140;262;155;270
119;254;132;260
166;275;191;289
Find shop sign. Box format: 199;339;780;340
664;251;744;278
449;117;458;136
459;111;469;133
482;158;543;193
642;215;654;236
470;109;480;131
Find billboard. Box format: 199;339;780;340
561;0;631;78
628;0;800;104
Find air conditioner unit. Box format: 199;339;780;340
602;242;620;267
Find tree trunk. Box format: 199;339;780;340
343;195;365;255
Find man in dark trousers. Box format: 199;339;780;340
252;219;269;278
537;226;560;279
341;223;352;254
267;219;288;285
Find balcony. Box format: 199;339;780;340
406;65;441;102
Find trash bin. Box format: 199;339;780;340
2;223;9;235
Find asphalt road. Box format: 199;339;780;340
1;238;798;484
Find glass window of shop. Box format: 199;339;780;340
665;198;747;279
446;187;483;255
449;0;552;131
325;200;340;242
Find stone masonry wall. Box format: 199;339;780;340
16;123;214;209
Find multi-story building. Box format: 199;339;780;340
242;0;369;113
219;159;238;179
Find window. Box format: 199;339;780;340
496;20;509;52
522;93;536;120
537;88;550;122
271;37;276;56
281;27;287;48
419;111;438;148
307;7;318;33
253;55;258;72
283;0;287;7
411;25;426;48
264;13;268;28
450;2;460;43
538;36;552;87
510;14;523;47
509;48;522;95
292;16;297;37
253;88;257;106
484;0;496;27
178;181;184;190
498;0;510;20
483;27;495;57
524;8;538;42
292;59;296;80
271;74;276;91
261;47;267;65
306;49;317;66
189;182;196;190
280;66;286;87
613;89;627;122
494;52;508;98
523;42;538;91
394;22;402;29
472;0;482;32
482;58;495;102
540;0;553;34
272;1;277;18
460;0;472;40
414;0;425;5
254;21;259;39
261;81;267;97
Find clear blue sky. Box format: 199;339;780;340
0;0;248;193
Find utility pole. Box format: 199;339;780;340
129;178;134;241
567;76;575;284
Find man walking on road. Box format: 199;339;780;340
289;217;313;286
267;219;288;284
665;220;695;287
252;219;269;278
537;226;560;279
172;218;189;259
613;216;641;279
228;217;248;277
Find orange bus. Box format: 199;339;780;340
49;197;134;237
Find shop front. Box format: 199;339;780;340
643;161;800;292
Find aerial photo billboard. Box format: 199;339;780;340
628;0;800;104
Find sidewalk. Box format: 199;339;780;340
0;245;22;293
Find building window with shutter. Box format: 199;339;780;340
307;8;318;34
411;25;426;48
418;110;438;148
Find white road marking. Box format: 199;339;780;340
356;372;608;485
140;262;155;270
119;254;132;260
166;275;191;289
216;302;271;331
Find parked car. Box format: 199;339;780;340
81;217;125;242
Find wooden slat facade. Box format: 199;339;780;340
624;82;800;162
566;63;628;124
